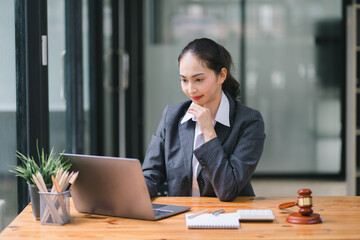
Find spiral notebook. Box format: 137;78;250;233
185;213;240;229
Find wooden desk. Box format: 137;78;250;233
1;196;360;239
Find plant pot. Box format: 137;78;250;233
27;182;40;220
27;182;52;220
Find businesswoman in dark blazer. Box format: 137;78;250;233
142;38;265;202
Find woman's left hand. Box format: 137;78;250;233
188;103;217;142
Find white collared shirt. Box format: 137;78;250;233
181;91;230;196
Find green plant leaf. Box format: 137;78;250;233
9;143;72;185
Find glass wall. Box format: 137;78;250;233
0;0;17;232
245;0;342;174
103;0;115;155
144;0;343;175
48;0;67;154
48;0;90;154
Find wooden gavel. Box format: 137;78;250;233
279;188;322;224
279;188;314;215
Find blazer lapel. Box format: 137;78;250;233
179;120;195;184
215;123;232;144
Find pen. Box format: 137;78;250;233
212;209;224;216
65;171;79;191
188;209;210;219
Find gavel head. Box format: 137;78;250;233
297;188;313;216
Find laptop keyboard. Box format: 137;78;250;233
152;203;174;218
152;203;166;208
153;209;173;217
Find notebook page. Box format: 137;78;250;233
185;212;240;229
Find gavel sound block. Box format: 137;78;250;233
279;189;323;224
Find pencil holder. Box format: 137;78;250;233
39;191;70;225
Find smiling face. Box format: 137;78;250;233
179;52;226;112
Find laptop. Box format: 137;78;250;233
62;153;190;220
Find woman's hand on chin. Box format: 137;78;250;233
188;104;217;142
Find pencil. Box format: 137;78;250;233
188;209;210;219
52;175;68;220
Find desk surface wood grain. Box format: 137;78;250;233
1;196;360;239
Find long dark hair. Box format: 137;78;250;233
178;38;240;99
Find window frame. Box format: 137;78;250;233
15;0;50;212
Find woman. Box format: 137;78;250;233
142;38;265;202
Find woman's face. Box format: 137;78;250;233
179;52;226;109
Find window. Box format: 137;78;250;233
0;0;17;231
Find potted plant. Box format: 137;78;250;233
10;145;71;220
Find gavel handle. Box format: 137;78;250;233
278;201;297;210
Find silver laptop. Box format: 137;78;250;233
63;153;190;220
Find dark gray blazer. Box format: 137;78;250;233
142;93;265;202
